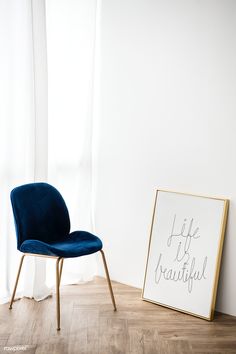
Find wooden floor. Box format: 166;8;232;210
0;277;236;354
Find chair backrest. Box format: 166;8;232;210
10;182;70;249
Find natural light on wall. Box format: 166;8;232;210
45;0;98;285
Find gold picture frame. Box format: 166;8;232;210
142;189;229;320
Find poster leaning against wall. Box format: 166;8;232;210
142;190;229;320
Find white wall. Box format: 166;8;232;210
94;0;236;316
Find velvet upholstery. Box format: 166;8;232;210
11;182;103;257
20;231;102;258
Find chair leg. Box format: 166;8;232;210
59;258;64;286
9;254;25;309
56;257;61;330
100;250;117;311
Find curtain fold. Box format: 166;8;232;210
25;0;51;302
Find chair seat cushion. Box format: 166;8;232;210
19;231;103;258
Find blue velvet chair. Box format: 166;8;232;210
9;182;116;330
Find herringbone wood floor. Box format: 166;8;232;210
0;277;235;354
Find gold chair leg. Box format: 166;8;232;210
100;250;117;311
9;254;25;309
56;257;61;330
59;258;64;286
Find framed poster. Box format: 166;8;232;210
142;190;229;320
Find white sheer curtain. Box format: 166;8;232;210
45;0;98;285
0;0;50;302
0;0;98;301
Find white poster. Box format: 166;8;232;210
142;190;228;320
